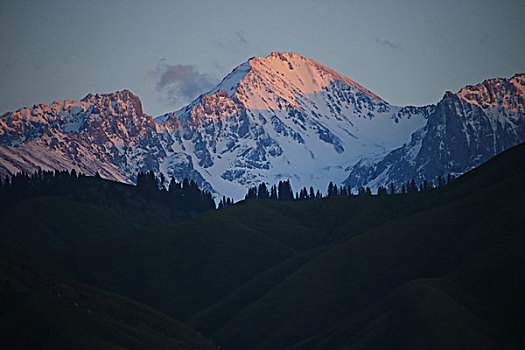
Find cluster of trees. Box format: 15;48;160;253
244;180;299;201
244;180;349;202
1;169;457;211
1;169;87;205
0;169;216;215
218;196;234;209
243;175;457;203
383;174;456;195
135;171;215;212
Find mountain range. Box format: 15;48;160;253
1;52;523;199
345;73;525;190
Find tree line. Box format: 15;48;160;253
135;170;215;212
1;169;456;211
0;169;215;215
241;175;456;203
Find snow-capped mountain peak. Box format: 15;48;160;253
456;73;525;112
151;52;429;199
6;53;519;201
345;73;525;191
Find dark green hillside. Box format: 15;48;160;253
1;143;524;349
49;177;452;321
192;142;525;350
51;214;298;320
0;172;214;252
0;247;218;350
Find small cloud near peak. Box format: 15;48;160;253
375;37;401;50
152;60;217;108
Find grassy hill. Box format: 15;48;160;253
191;142;524;350
1;143;524;349
0;245;218;350
0;174;213;252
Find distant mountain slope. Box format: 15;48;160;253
155;52;431;199
345;74;525;190
0;90;152;182
1;52;433;199
1;53;522;199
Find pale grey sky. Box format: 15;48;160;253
1;0;524;117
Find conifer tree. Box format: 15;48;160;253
245;186;257;200
258;183;269;199
410;179;417;193
327;182;334;197
270;185;278;200
278;180;293;200
168;177;180;193
159;173;166;191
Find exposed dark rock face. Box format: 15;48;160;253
345;74;525;190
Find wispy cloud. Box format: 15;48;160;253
375;37;401;50
214;30;250;52
152;60;217;107
234;30;249;45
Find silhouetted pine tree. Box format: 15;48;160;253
410;179;417;193
299;187;308;200
327;182;335;197
270;185;278;200
137;171;158;195
169;177;181;194
159;173;166;191
245;186;257;200
278;180;293;200
258;183;269;199
377;186;387;196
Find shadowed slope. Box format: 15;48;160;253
191;143;525;350
0;247;218;350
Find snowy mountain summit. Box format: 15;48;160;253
154;52;430;198
345;73;525;191
1;52;521;199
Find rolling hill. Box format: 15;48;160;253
1;143;524;349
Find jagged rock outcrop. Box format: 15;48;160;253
345;73;525;190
